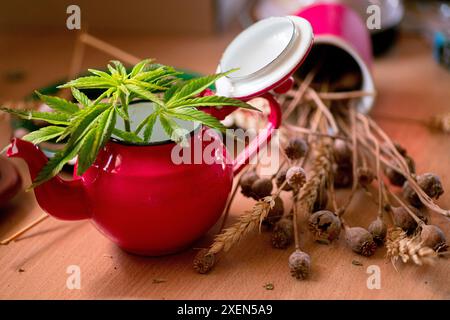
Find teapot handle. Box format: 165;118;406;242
232;93;282;175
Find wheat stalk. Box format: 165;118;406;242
296;141;333;216
386;227;438;266
208;196;275;255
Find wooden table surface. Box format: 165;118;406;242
0;30;449;300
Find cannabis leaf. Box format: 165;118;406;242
1;59;257;187
22;126;65;144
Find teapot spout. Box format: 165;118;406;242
7;138;90;220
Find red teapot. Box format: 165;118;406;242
7;16;313;255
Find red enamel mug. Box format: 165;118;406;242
8;16;315;255
295;2;376;113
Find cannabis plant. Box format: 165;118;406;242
1;59;255;187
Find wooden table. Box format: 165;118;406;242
0;30;449;300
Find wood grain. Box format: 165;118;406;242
0;32;449;300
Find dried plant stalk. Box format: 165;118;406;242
208;197;275;255
386;227;438;266
297;141;333;216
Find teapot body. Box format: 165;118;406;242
81;128;233;255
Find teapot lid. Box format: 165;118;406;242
215;16;313;99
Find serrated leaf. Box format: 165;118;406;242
77;108;116;175
129;59;152;78
165;108;226;132
126;84;164;105
167;95;258;110
0;107;70;125
112;128;144;143
158;113;178;140
76;129;97;174
167;70;235;105
71;88;91;108
58;76;115;89
163;81;183;102
143;113;158;142
35;92;79;114
31;140;83;187
22;126;65;145
125;79;167;92
60;104;110;145
88;69;114;80
111;60;127;76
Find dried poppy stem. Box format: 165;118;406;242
0;214;49;245
307;88;339;135
292;195;301;251
387;190;425;226
282;124;350;141
316;90;376;100
358;113;384;216
282;70;317;120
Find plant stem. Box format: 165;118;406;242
0;214;49;245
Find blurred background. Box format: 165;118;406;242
0;0;448;101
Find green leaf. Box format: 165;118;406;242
143;113;158;142
59;104;110;144
35;92;79;114
0;107;70;125
166;70;235;105
112;129;144;143
76;129;97;175
163;81;183;101
71;88;91;108
129;59;152;78
22;126;65;145
126;84;164;105
166;108;226;132
88;69;114;80
77;108;116;175
125;79;167;92
167;95;258;110
111;60;127;76
158;113;177;140
58;76;115;89
31;140;83;187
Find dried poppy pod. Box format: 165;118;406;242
284;138;308;160
263;197;284;227
288;250;311;280
251;178;273;200
333;139;352;166
308;210;342;244
276;169;293;191
345;227;377;257
391;206;428;234
420;224;448;252
333;164;353;188
271;217;293;249
357;167;374;188
368;217;387;245
286;166;307;190
385;155;416;187
403;173;444;208
193;249;216;274
240;171;259;198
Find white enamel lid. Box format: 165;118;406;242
215;16;313;99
